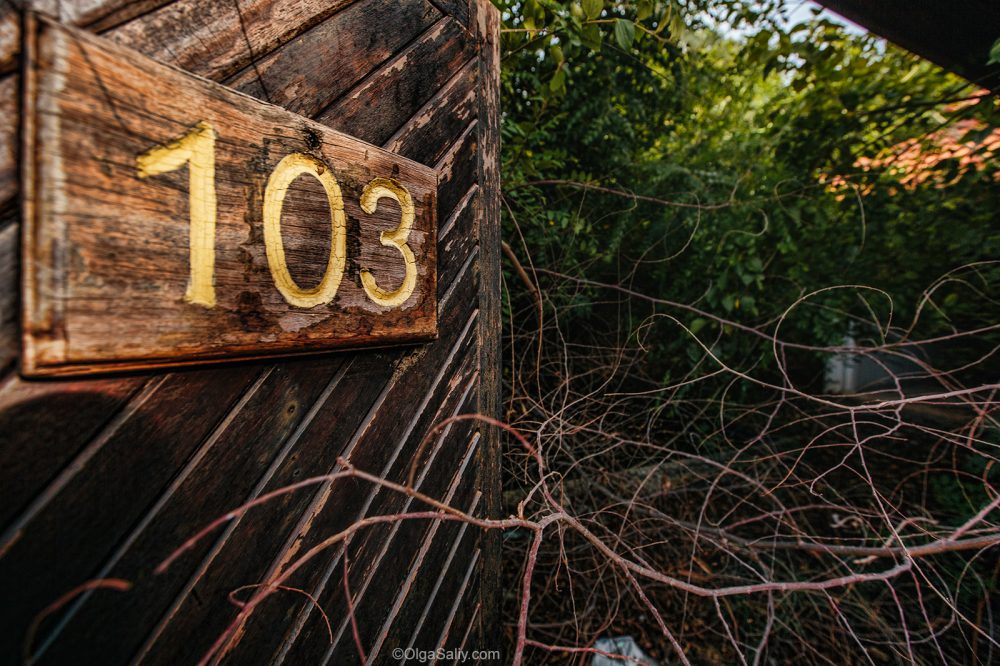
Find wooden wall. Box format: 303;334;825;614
0;0;501;663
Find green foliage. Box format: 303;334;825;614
989;37;1000;65
497;0;1000;387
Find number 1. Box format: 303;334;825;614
137;121;218;308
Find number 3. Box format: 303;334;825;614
359;178;417;308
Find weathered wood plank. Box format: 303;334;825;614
34;356;376;664
67;0;176;33
392;489;482;658
27;357;344;665
437;122;480;229
0;9;17;75
385;57;478;167
0;374;145;530
366;482;482;663
0;221;18;370
1;365;263;665
429;0;471;28
121;354;395;666
135;251;479;665
218;260;479;663
0;76;15;209
325;424;481;664
22;17;438;375
282;363;479;664
439;188;478;290
450;598;483;662
315;16;477;147
1;0;175;72
473;0;503;654
418;549;482;654
226;0;439;119
102;0;358;84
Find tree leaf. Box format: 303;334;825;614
581;23;602;52
989;37;1000;65
582;0;604;20
614;18;635;50
637;0;653;21
523;0;539;30
550;67;566;95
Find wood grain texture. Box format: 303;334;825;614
22;17;438;375
30;358;348;665
370;479;482;661
0;372;145;529
0;76;15;207
101;0;359;83
473;0;504;657
315;15;477;147
2;1;500;663
279;364;480;664
0;8;18;75
386;57;479;167
0;364;263;663
429;0;471;28
416;546;482;652
0;221;18;369
220;253;480;663
224;0;440;118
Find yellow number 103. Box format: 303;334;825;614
137;122;417;310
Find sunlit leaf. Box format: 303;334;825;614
637;0;653;21
581;23;602;51
614;19;635;50
989;37;1000;65
582;0;604;20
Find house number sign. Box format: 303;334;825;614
21;16;438;377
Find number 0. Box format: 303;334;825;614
262;153;348;308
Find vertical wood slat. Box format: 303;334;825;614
474;0;504;658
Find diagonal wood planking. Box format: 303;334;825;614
1;0;501;663
0;2;500;663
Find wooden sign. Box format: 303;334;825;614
20;15;438;376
